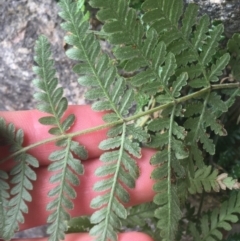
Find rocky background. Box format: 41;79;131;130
0;0;240;238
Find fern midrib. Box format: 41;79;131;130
187;92;210;175
64;3;122;120
1;83;238;164
205;203;240;240
193;92;210;142
167;105;176;239
40;41;64;134
101;123;127;239
154;4;211;86
108;3;172;97
48;137;72;240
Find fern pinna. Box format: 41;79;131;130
1;0;240;241
33;35;87;241
0;118;39;240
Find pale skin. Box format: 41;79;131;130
0;105;156;241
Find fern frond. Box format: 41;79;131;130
0;118;39;240
184;91;228;174
59;0;132;120
90;123;148;241
137;49;188;240
46;138;86;241
141;1;230;170
142;1;229;86
216;173;240;191
188;166;219;194
142;0;183;33
33;35;75;135
189;191;240;241
150;107;186;241
147;73;188;240
89;0;177;98
33;34;87;241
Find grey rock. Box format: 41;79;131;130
0;0;85;111
186;0;240;36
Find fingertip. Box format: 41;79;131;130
118;231;154;241
13;232;154;241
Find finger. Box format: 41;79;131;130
20;148;155;230
0;105;108;168
14;232;154;241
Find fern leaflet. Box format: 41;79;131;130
90;123;148;240
146;55;188;240
188;166;219;194
0;118;39;240
33;35;87;241
89;0;173;98
189;191;240;241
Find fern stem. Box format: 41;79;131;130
211;82;240;89
1;83;239;164
193;92;210;143
167;105;176;238
197;191;205;218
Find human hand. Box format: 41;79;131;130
0;105;156;241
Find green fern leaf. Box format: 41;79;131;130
208;53;230;82
200;24;224;66
61;0;135;120
142;0;229;92
188;166;219;194
142;0;183;32
189;192;240;241
149;104;187;241
90;0;180;100
184;91;228;173
0;118;39;240
90;123;147;241
33;36;74;135
47;138;85;241
33;33;87;241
